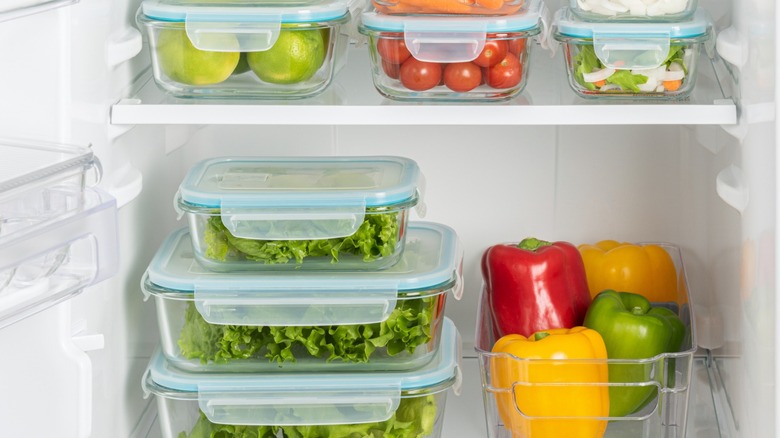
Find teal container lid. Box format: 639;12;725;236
142;222;463;326
141;0;351;24
555;7;711;39
143;318;462;426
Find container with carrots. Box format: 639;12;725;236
358;0;543;102
552;8;713;99
372;0;524;16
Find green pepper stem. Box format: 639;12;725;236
534;332;550;341
518;238;552;251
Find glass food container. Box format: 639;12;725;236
142;317;462;438
371;0;526;18
570;0;697;22
136;0;355;99
554;8;712;99
475;243;697;438
359;1;543;102
141;222;462;372
175;156;425;271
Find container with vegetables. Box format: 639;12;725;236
175;156;424;271
570;0;697;22
476;239;697;438
553;8;713;99
142;222;462;372
142;317;462;438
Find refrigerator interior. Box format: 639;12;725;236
0;0;774;436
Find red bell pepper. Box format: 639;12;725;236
482;237;592;338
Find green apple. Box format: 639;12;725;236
156;26;240;86
247;29;325;85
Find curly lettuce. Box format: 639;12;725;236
178;295;437;365
178;395;437;438
203;211;399;265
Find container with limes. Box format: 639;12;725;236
136;0;356;99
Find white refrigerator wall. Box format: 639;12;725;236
0;0;774;437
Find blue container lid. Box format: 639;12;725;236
143;222;463;326
141;0;351;24
143;318;461;426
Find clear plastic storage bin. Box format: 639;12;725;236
475;243;697;438
0;139;119;328
142;317;462;438
136;0;355;99
359;3;542;102
175;156;425;271
554;8;712;99
570;0;697;22
142;222;462;372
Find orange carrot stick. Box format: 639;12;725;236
395;0;475;13
663;79;682;91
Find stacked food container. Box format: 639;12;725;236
358;0;546;101
136;0;361;99
475;240;697;437
553;0;714;98
141;156;464;438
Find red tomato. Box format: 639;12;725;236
381;59;401;79
485;52;522;89
473;40;508;68
443;62;482;92
377;37;411;64
507;38;527;56
399;58;442;91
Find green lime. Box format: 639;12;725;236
156;26;240;86
247;29;326;85
232;52;251;75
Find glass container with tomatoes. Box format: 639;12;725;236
358;2;543;102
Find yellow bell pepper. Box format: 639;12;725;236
490;327;609;438
578;240;678;303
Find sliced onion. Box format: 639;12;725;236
591;4;619;15
663;69;685;81
669;61;685;72
656;85;666;92
583;67;616;83
577;0;593;11
599;84;622;92
602;1;629;12
637;78;659;92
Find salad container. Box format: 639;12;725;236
359;2;543;102
141;222;462;372
175;156;425;272
142;317;462;438
0;139;118;328
570;0;697;22
554;8;712;99
475;243;697;438
136;0;355;99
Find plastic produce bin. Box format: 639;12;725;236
475;243;697;438
136;0;356;99
0;138;119;328
142;317;462;438
570;0;697;21
175;156;425;271
142;222;462;372
359;1;543;102
554;8;712;99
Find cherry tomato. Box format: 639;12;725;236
507;38;527;56
443;62;482;92
377;37;411;64
473;40;508;68
381;59;401;79
399;58;442;91
485;52;522;89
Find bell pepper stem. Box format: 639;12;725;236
518;238;553;251
534;332;550;341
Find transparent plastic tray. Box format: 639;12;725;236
0;188;119;329
475;243;696;438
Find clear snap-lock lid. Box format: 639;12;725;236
143;317;461;426
359;0;543;64
554;7;711;70
176;156;425;241
143;221;462;326
140;0;352;52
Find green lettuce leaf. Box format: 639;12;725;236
605;70;648;92
202;211;399;265
178;396;437;438
178;296;438;365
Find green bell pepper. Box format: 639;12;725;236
583;290;685;417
